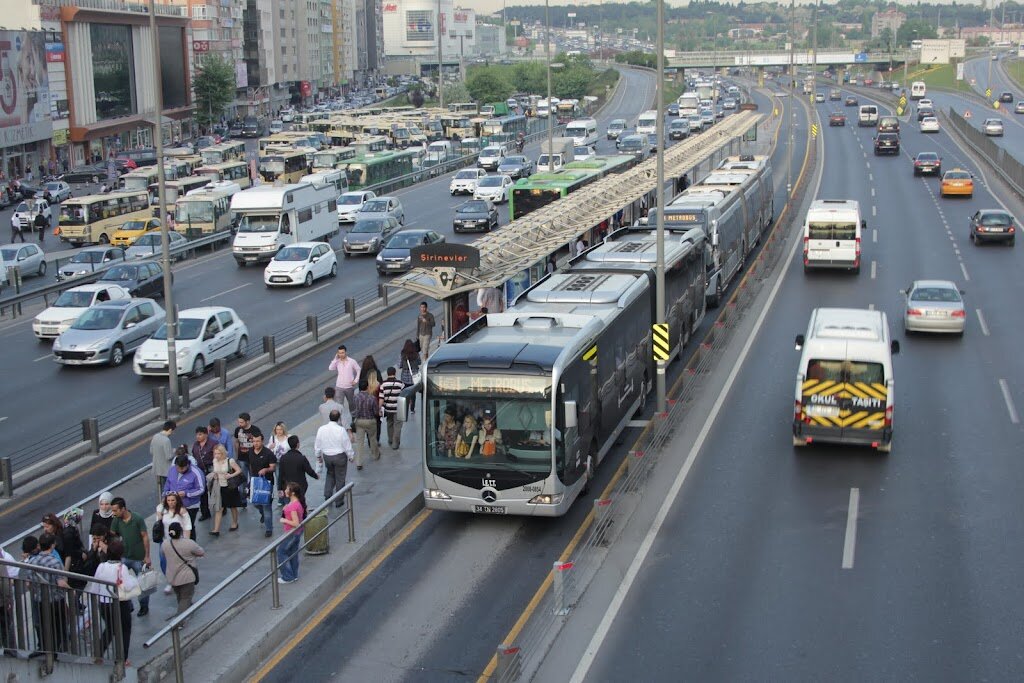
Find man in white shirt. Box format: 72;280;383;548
314;409;355;508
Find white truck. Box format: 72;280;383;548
230;183;339;266
538;137;575;172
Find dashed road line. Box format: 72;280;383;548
33;354;51;362
872;228;877;243
871;205;876;217
200;283;250;302
284;282;332;303
999;379;1020;424
976;309;990;336
842;488;860;569
960;262;971;281
870;260;877;279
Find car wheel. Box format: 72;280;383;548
304;271;314;287
236;335;248;358
109;344;124;367
191;355;205;378
330;262;338;277
37;261;46;277
98;233;109;244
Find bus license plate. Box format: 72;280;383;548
473;505;506;515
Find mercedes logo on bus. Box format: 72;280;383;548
481;489;498;503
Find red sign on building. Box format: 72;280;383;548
383;2;397;11
192;40;210;53
300;81;312;97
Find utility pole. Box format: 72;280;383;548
437;0;444;110
988;0;995;94
149;0;179;412
546;0;553;170
788;0;795;198
655;0;667;415
811;0;818;102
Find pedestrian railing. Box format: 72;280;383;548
142;483;356;683
0;556;127;680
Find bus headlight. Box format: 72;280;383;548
425;489;451;501
528;493;563;505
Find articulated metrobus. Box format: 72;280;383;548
509;155;638;220
417;227;706;516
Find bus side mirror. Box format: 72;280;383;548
563;401;578;429
795;334;805;350
396;396;408;422
891;340;900;354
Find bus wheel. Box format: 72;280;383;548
98;233;109;244
635;374;649;416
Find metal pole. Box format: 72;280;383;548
437;0;444;110
988;0;995;92
655;0;666;415
811;0;818;104
150;0;179;412
546;0;553;171
788;0;794;198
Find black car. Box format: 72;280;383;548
375;229;445;274
969;209;1016;246
497;155;535;180
1000;91;1014;103
453;199;499;233
912;152;942;176
97;261;169;298
874;132;900;155
917;106;934;122
64;164;107;184
667;103;680;117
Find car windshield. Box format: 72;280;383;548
120;220;148;232
0;248;18;260
46;183;61;191
352;219;386;233
917;153;939;161
70;251;105;264
620;138;642;149
455;170;477;179
387;233;426;248
458;201;488;214
275;246;312;261
482;147;501;156
502;157;526;165
101;266;140;281
478;177;502;187
15;203;30;213
131;234;161;247
361;200;388;213
154;318;202;340
71;307;123;330
339;194;363;205
986;119;1002;125
53;291;95;308
911;287;961;303
980;213;1012;225
237;214;280;233
946;171;970;180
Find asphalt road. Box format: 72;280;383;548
558;81;1024;681
0;68;664;466
255;82;807;682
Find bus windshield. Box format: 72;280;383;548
808;222;856;240
237;214;280;233
425;374;556;473
59;205;88;225
121;177;150;193
177;201;215;223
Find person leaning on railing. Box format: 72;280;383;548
86;539;137;665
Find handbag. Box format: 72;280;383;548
225;459;244;489
250;476;272;506
137;566;160;595
151;518;165;544
168;540;199;586
117;565;141;601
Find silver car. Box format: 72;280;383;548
983;118;1004;136
124;231;187;260
56;246;126;281
52;298;166;366
0;243;46;278
354;196;405;225
902;280;966;335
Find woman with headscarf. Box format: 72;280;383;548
90;492;115;535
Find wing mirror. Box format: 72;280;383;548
795;334;805;350
124;321;137;329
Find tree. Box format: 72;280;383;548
466;69;513;104
553;65;592;100
512;61;546;94
442;82;471;104
896;19;938;47
408;88;425;108
192;54;235;131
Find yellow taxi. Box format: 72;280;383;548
939;168;974;198
111;217;162;246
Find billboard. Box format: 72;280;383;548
920;40;950;65
0;31;53;147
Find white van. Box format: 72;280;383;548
636;110;659;136
910;81;927;100
802;199;865;273
858;105;878;127
230;183;339;266
425;140;453;166
793;308;900;453
565;118;599;147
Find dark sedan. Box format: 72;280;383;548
969;209;1016;246
453;199;499;233
874;133;900;155
1000;91;1014;103
912;152;942;176
97;261;170;298
64;164;108;184
844;96;858;106
497;155;535;180
375;229;445;274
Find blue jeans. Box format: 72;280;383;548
123;559;150;610
276;531;301;582
237;460;250;502
254;501;273;533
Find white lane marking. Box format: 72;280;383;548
870;260;877;279
870;187;875;197
200;283;250;302
869;173;873;182
626;420;649;428
865;162;871;170
284;282;332;303
976;309;990;336
868;303;875;310
33;353;51;362
999;379;1020;424
842;488;860;569
569;168;810;682
872;229;877;243
872;205;876;217
0;416;7;423
960;262;971;281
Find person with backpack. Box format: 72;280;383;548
276;482;307;584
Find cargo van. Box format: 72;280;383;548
565;118;599;147
803;199;866;273
793;308;900;453
858;105;878;127
910;81;927;100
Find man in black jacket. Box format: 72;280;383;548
277;435;319;499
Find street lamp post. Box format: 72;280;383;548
655;0;667;414
546;0;553;169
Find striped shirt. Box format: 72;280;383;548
379;378;405;415
353;390;379;420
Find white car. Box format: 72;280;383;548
269;120;284;134
982;118;1004;136
281;109;295;122
32;283;131;340
133;306;248;378
337;190;377;223
918;98;933;109
13;198;51;230
473;174;514;204
477;145;507;171
0;243;46;278
920;116;940;133
573;145;596;162
264;242;338;287
450;168;488;195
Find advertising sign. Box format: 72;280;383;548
300;81;312;97
45;42;64;63
0;31;53;147
411;243;480;269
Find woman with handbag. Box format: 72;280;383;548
161;522;204;616
155;493;191;595
87;539;138;665
207;444;244;535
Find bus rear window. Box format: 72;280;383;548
808;222;856;240
806;359;884;384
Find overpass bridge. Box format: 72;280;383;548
667;49;910;69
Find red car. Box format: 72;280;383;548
829;112;846;126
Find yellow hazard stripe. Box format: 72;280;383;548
850;413;886;429
582;344;597;362
802;379;837;394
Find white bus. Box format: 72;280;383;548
802;199;865;273
677;92;701;117
636;110;658;136
910;81;927;100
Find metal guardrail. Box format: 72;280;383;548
142;484;356;683
947;107;1024;198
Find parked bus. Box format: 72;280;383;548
341;149;414;190
174;188;234;235
148;176;211;210
57;191;151;246
259;150;308;184
480;114;529;139
447;102;479;115
414;228;706;516
311;147;357;172
200;141;246;166
509;155;637;220
193;161;252;189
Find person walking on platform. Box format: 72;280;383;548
150;421;176;500
380;367;405;449
329;345;360;410
315;410;354;504
277;435;318;498
417;302;436;361
319;386;349;427
352;380;380;468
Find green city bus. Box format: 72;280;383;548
509;155;638;220
341;149;415;190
